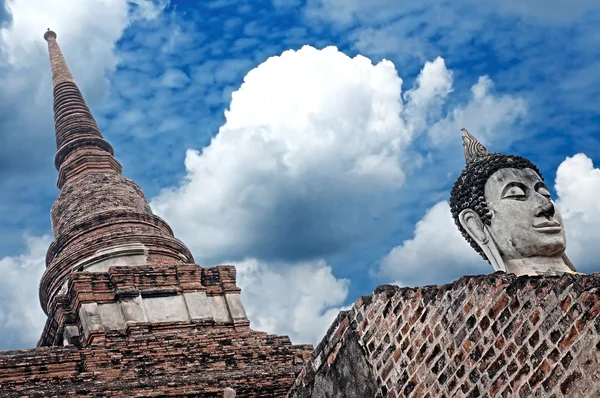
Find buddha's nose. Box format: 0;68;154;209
534;198;555;218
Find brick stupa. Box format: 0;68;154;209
0;30;312;397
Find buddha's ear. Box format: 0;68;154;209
459;209;507;273
458;209;488;244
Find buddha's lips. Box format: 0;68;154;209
533;220;561;229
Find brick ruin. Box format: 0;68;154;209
1;29;599;398
0;30;313;397
1;264;312;396
289;273;600;397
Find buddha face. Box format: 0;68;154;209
484;167;566;260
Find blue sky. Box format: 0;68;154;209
0;0;599;349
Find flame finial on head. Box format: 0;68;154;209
460;123;490;165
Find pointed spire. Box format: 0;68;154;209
44;29;75;87
43;29;121;188
460;123;490;165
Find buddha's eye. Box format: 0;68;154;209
537;186;552;198
502;185;526;200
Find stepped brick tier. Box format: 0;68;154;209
288;272;600;398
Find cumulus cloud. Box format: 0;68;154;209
235;258;349;344
149;45;531;345
379;201;487;287
151;45;456;264
301;0;600;147
0;234;51;349
427;76;527;147
403;57;453;133
555;154;600;273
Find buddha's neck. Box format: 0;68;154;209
504;256;572;277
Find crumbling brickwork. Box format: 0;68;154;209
1;323;313;397
41;171;194;318
39;263;247;347
289;272;600;397
3;261;313;397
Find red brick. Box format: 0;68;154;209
290;273;600;397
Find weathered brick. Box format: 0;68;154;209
290;273;600;398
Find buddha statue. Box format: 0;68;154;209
449;125;578;276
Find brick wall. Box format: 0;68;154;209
1;323;313;397
289;272;600;397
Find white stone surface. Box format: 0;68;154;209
79;302;101;337
63;325;79;346
225;293;248;321
184;292;213;321
224;387;237;398
208;295;231;322
119;295;148;324
98;302;125;330
58;280;69;295
77;290;249;338
75;243;148;272
144;294;190;323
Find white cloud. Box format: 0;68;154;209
379;201;487;287
130;0;170;20
555;154;600;273
403;57;453;133
148;47;528;349
159;68;190;89
235;258;349;345
0;0;166;84
151;45;457;264
428;76;527;147
0;234;51;349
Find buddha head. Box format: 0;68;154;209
449;126;576;276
